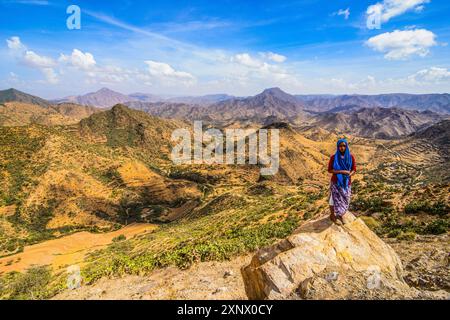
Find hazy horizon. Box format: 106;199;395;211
3;85;450;101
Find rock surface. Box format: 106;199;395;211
241;213;414;300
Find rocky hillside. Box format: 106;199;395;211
127;88;310;126
298;93;450;114
54;88;132;108
0;102;98;126
0;88;51;108
306;107;444;139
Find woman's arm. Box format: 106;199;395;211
330;169;351;175
328;157;350;175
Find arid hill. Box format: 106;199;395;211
0;102;98;126
305;107;445;139
0;88;51;108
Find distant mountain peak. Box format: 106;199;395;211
262;87;284;94
0;87;50;107
260;87;292;98
255;87;301;106
97;87;119;93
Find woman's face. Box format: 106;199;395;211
339;142;346;153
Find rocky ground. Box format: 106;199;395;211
53;216;449;300
53;255;250;300
386;234;449;293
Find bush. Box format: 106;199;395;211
351;196;392;213
423;219;449;235
112;234;126;242
397;231;416;241
387;229;402;238
404;200;449;216
360;216;380;231
0;266;52;300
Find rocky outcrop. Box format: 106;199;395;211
241;213;414;300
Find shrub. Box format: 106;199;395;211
0;266;52;300
387;229;402;238
397;231;416;241
360;216;380;231
351;196;392;213
404;200;449;216
112;234;126;242
423;219;449;235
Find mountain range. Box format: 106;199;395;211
305;107;444;139
49;87;450;115
52;88;234;108
297;93;450;114
1;87;449;139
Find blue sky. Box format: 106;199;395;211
1;0;450;98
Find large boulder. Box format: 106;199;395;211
241;213;415;300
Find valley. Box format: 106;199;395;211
0;87;448;300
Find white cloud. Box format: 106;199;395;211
143;60;196;86
366;29;437;60
407;67;450;83
6;36;24;50
59;49;96;70
321;75;378;91
23;50;56;68
334;8;350;20
259;51;287;63
40;67;59;84
367;0;430;23
145;60;194;80
22;51;58;84
6;37;59;84
232;53;264;68
226;52;302;91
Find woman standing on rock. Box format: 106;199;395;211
328;138;356;225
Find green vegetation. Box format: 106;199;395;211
112;234;126;242
0;126;48;206
0;266;65;300
351;196;393;213
81;193;301;284
404;200;448;216
354;166;449;239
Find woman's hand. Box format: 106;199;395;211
335;170;350;175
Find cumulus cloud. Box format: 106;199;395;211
259;51;287;63
367;0;430;23
145;60;194;80
23;50;56;68
40;67;59;84
232;53;264;68
366;29;437;60
407;67;450;83
143;60;196;86
227;52;302;90
59;49;96;70
6;36;24;50
5;36;59;84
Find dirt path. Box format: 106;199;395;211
0;223;157;274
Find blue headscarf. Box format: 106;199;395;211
333;138;352;190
